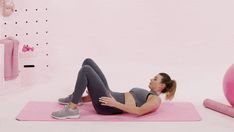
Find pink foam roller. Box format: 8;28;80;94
203;98;234;118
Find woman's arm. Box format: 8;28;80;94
99;95;161;116
116;95;161;116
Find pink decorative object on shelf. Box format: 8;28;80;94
0;0;15;17
22;44;34;52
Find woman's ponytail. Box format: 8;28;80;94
165;80;176;100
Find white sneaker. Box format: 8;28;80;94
51;105;80;119
58;94;83;105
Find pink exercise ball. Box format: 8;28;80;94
223;64;234;107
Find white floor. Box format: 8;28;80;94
0;62;234;132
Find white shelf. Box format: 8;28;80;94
19;52;37;58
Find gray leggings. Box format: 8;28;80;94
72;58;125;115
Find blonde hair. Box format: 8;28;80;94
159;73;177;101
165;80;176;100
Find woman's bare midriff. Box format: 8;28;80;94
124;92;136;106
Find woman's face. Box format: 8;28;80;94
148;74;165;92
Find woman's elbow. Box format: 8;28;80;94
138;105;161;116
136;109;152;116
136;110;144;116
136;110;152;116
132;108;145;116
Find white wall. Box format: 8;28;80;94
46;0;234;102
0;44;3;88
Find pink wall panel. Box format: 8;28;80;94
0;0;49;86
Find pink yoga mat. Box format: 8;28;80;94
16;101;201;122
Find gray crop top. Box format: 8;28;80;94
129;87;157;107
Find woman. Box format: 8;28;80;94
51;58;176;119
